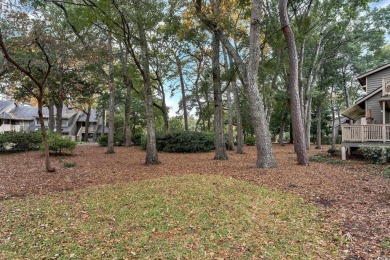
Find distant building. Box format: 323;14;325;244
0;100;106;141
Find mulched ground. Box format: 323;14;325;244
0;144;389;259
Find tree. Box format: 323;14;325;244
195;0;276;168
0;25;55;172
279;0;308;165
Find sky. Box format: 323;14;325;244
369;0;390;8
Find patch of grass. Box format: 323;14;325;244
63;162;77;168
381;237;390;249
310;155;347;165
0;175;339;259
383;166;390;178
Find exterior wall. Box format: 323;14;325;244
366;92;383;123
366;66;390;93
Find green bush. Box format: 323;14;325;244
97;134;125;147
97;135;108;146
245;136;256;146
359;145;390;164
42;132;77;154
141;131;215;153
131;133;143;146
0;131;42;153
327;148;338;156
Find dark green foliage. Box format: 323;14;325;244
309;155;346;165
327;148;338;156
245;136;256;146
42;132;77;154
97;134;125;146
0;131;42;153
131;133;143;146
63;162;77;168
141;131;215;153
97;135;108;146
360;145;390;164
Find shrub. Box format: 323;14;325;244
131;133;143;146
245;136;256;146
98;134;126;146
327;148;338;156
42;132;77;154
97;135;108;146
0;131;42;153
359;145;390;164
141;131;215;153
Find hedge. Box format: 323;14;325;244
141;131;215;153
0;131;42;153
359;145;390;164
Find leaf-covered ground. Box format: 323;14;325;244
0;144;389;258
0;175;338;259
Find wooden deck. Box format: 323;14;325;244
342;124;390;143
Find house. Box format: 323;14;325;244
341;62;390;159
0;100;106;141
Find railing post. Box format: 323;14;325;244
361;125;364;142
383;125;386;143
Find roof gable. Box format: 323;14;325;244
357;63;390;86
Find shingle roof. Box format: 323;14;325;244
0;100;13;113
41;106;78;119
78;109;98;122
9;106;38;119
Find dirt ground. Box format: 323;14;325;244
0;144;389;259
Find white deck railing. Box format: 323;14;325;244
342;124;390;142
0;124;21;133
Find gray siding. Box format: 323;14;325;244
366;92;383;123
366;92;390;124
367;66;390;93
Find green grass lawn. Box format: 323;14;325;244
0;175;338;259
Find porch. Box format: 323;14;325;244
342;124;390;142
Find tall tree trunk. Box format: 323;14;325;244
342;67;350;108
48;104;55;132
120;43;133;146
38;97;55;172
138;24;159;165
246;0;276;167
226;85;234;151
212;29;228;160
233;80;244;154
227;53;244;154
174;53;189;131
161;89;169;132
279;0;308;165
330;85;336;149
305;98;312;150
196;0;275;167
278;112;288;145
106;30;115;154
223;48;234;151
55;100;63;134
84;105;91;142
315;100;322;149
205;91;211;131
